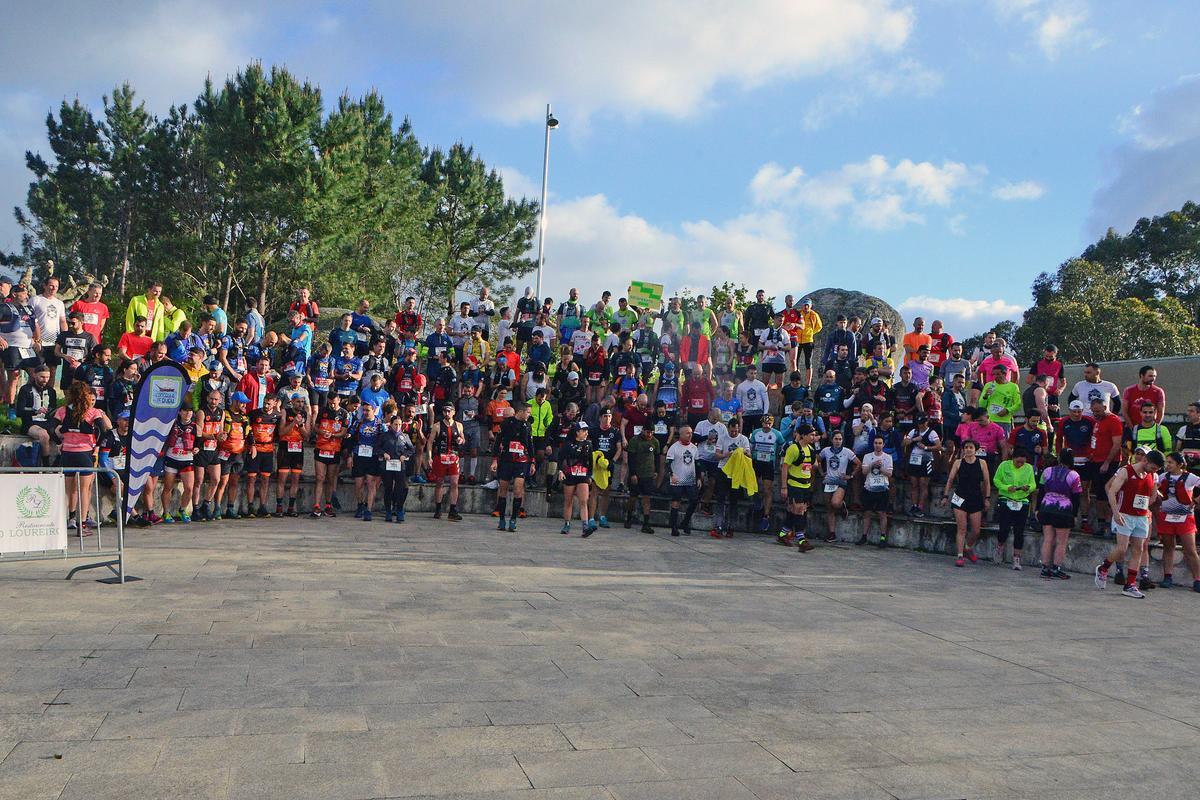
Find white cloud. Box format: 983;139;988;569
751;155;986;231
897;296;1025;337
496;166;542;201
992;180;1046;200
400;0;915;123
539;193;811;305
801;59;943;131
992;0;1102;59
1089;74;1200;235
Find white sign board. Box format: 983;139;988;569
0;473;68;554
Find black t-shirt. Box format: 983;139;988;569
591;425;623;459
56;330;96;363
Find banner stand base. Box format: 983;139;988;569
65;558;140;584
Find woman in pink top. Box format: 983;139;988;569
52;382;111;534
955;407;1008;470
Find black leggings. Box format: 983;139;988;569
799;342;814;369
382;471;409;512
996;502;1029;550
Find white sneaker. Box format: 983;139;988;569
1094;564;1108;589
481;479;500;490
1121;584;1145;599
1012;556;1022;571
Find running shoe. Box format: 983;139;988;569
497;516;507;531
710;529;723;539
507;518;517;532
180;514;191;524
1139;577;1157;591
1052;567;1071;580
309;507;322;518
856;534;868;546
560;522;571;535
1012;557;1022;571
759;517;769;532
955;557;965;567
776;531;793;546
641;523;654;534
324;504;336;518
581;524;596;538
355;504;364;519
330;495;342;510
1121;584;1145;599
362;510;372;522
598;516;610;528
1040;566;1053;579
823;532;836;543
1112;567;1126;585
448;509;463;521
1094;564;1108;589
162;515;175;524
1160;576;1174;589
966;548;978;564
796;538;814;553
671;529;680;537
876;535;887;548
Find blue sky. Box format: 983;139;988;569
3;0;1199;336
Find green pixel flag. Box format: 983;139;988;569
627;280;664;310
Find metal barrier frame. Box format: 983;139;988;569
0;466;130;584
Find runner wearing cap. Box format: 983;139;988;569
795;298;822;386
216;391;251;520
557;421;596;536
779;423;818;551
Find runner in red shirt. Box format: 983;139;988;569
1122;365;1165;428
70;283;110;340
1095;450;1164;598
1086;397;1125;535
682;367;715;429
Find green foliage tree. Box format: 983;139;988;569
419;144;538;315
1014;259;1200;362
959;319;1019;358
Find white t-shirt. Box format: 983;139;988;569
694;420;727;462
1071;379;1120;411
736;379;769;414
534;325;557;347
31;295;66;345
471;298;495;330
666;441;699;486
448;315;472;345
570;329;591;355
861;451;893;492
497;319;513;347
717;432;750;468
603;332;621;352
758;328;787;363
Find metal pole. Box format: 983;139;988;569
535;103;553;301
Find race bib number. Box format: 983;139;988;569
754;450;772;462
654;422;668;435
399;379;413;391
18;347;34;359
439;453;459;465
588;371;601;381
318;449;336;458
569;464;588;477
1073;456;1088;466
909;450;925;466
315;377;333;388
865;473;888;491
82;312;99;325
287;441;303;453
357;444;373;457
1165;513;1189;524
110;454;126;471
1005;499;1025;511
988;404;1004;416
508;441;525;456
823;483;838;493
951;493;965;508
689;398;705;410
798;463;812;478
462;409;476;421
385;459;404;471
434;347;446;356
94;386;105;400
203;440;217;451
1132;494;1150;511
632;426;643;436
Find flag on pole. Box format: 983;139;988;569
122;360;188;521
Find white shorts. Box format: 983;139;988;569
1113;514;1151;540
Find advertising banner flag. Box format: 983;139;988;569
627;280;664;311
122;360;188;520
0;473;68;554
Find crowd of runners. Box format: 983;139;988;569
2;275;1198;597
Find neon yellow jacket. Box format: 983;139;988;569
721;448;759;496
530;399;554;438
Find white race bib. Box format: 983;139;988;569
865;473;888;491
203;440;217;451
1165;513;1188;524
110;454;126;471
357;444;373;457
824;484;838;493
287;440;303;453
1005;499;1025;511
1132;494;1150;511
951;493;965;508
385;459;404;472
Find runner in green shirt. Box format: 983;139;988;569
979;364;1022;431
993;448;1036;570
624;426;662;534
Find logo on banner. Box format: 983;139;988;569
16;486;51;519
149;375;183;408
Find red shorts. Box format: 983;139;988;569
430;455;461;481
1156;514;1197;536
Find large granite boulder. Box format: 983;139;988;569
801;287;905;362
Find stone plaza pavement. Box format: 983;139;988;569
2;514;1199;800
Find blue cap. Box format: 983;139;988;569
117;410;131;420
231;392;250;404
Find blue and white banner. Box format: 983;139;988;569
122;360;188;520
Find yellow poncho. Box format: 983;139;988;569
721;448;759;497
591;451;611;490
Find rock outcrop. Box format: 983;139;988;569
800;287;905;363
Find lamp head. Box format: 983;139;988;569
546;114;559;129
